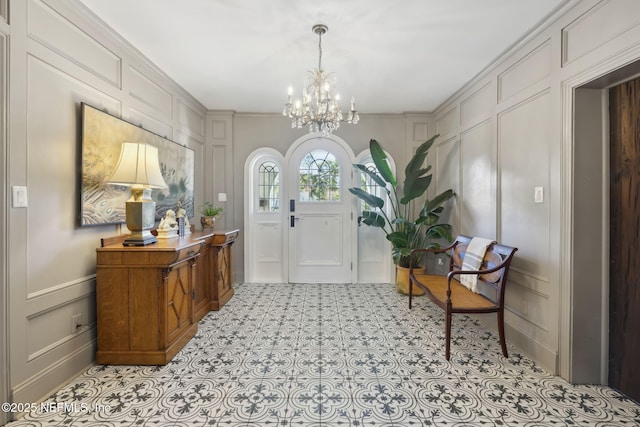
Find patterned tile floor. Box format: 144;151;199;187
7;283;640;426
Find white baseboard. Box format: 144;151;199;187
471;314;558;375
504;322;558;375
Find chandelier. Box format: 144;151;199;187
283;24;359;134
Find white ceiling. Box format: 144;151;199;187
79;0;567;114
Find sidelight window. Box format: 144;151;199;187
258;161;280;212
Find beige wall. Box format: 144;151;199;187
5;0;206;407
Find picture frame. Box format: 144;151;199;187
80;102;195;226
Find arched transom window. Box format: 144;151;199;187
298;150;340;202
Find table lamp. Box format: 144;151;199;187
107;142;168;246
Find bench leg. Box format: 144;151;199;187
498;310;508;358
409;278;413;309
445;307;452;361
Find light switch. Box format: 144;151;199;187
12;186;28;208
218;192;227;202
534;186;544;204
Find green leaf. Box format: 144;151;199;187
387;231;409;247
370;139;397;187
426;189;455;211
400;175;432;205
353;163;386;188
361;211;386;228
426;224;453;242
404;135;437;180
399;135;439;205
348;187;384;209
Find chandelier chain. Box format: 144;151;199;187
318;31;322;71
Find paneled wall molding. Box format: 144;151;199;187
435;106;458;139
0;20;8;427
508;267;551;296
460;81;493;130
436;0;575;118
47;0;205;112
28;0;121;88
127;106;173;138
0;0;7;23
459;116;492;137
26;275;94;308
176;98;205;140
127;65;173;120
206;111;234;232
506;297;551;333
12;340;95;410
498;39;551;103
561;0;640;67
27;40;122;101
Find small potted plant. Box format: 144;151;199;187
199;202;223;230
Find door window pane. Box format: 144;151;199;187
299;150;340;202
258;162;280;212
359;162;385;211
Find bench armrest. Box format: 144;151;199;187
446;256;511;289
409;241;458;273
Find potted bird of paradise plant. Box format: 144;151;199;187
349;135;455;294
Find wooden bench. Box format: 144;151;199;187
409;235;518;360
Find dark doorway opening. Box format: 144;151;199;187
609;77;640;403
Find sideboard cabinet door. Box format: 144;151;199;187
164;259;195;345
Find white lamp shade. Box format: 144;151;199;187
108;142;167;188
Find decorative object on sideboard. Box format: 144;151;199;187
176;207;191;236
157;209;179;239
106;142;168;246
199;202;223;230
282;24;359;135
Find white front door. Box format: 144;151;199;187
288;138;353;283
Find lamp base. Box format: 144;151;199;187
123;230;157;246
123;187;157;246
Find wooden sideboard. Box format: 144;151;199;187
96;229;239;364
96;237;204;365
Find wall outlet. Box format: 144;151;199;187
71;313;83;334
437;257;445;266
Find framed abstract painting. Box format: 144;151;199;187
80;103;195;226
